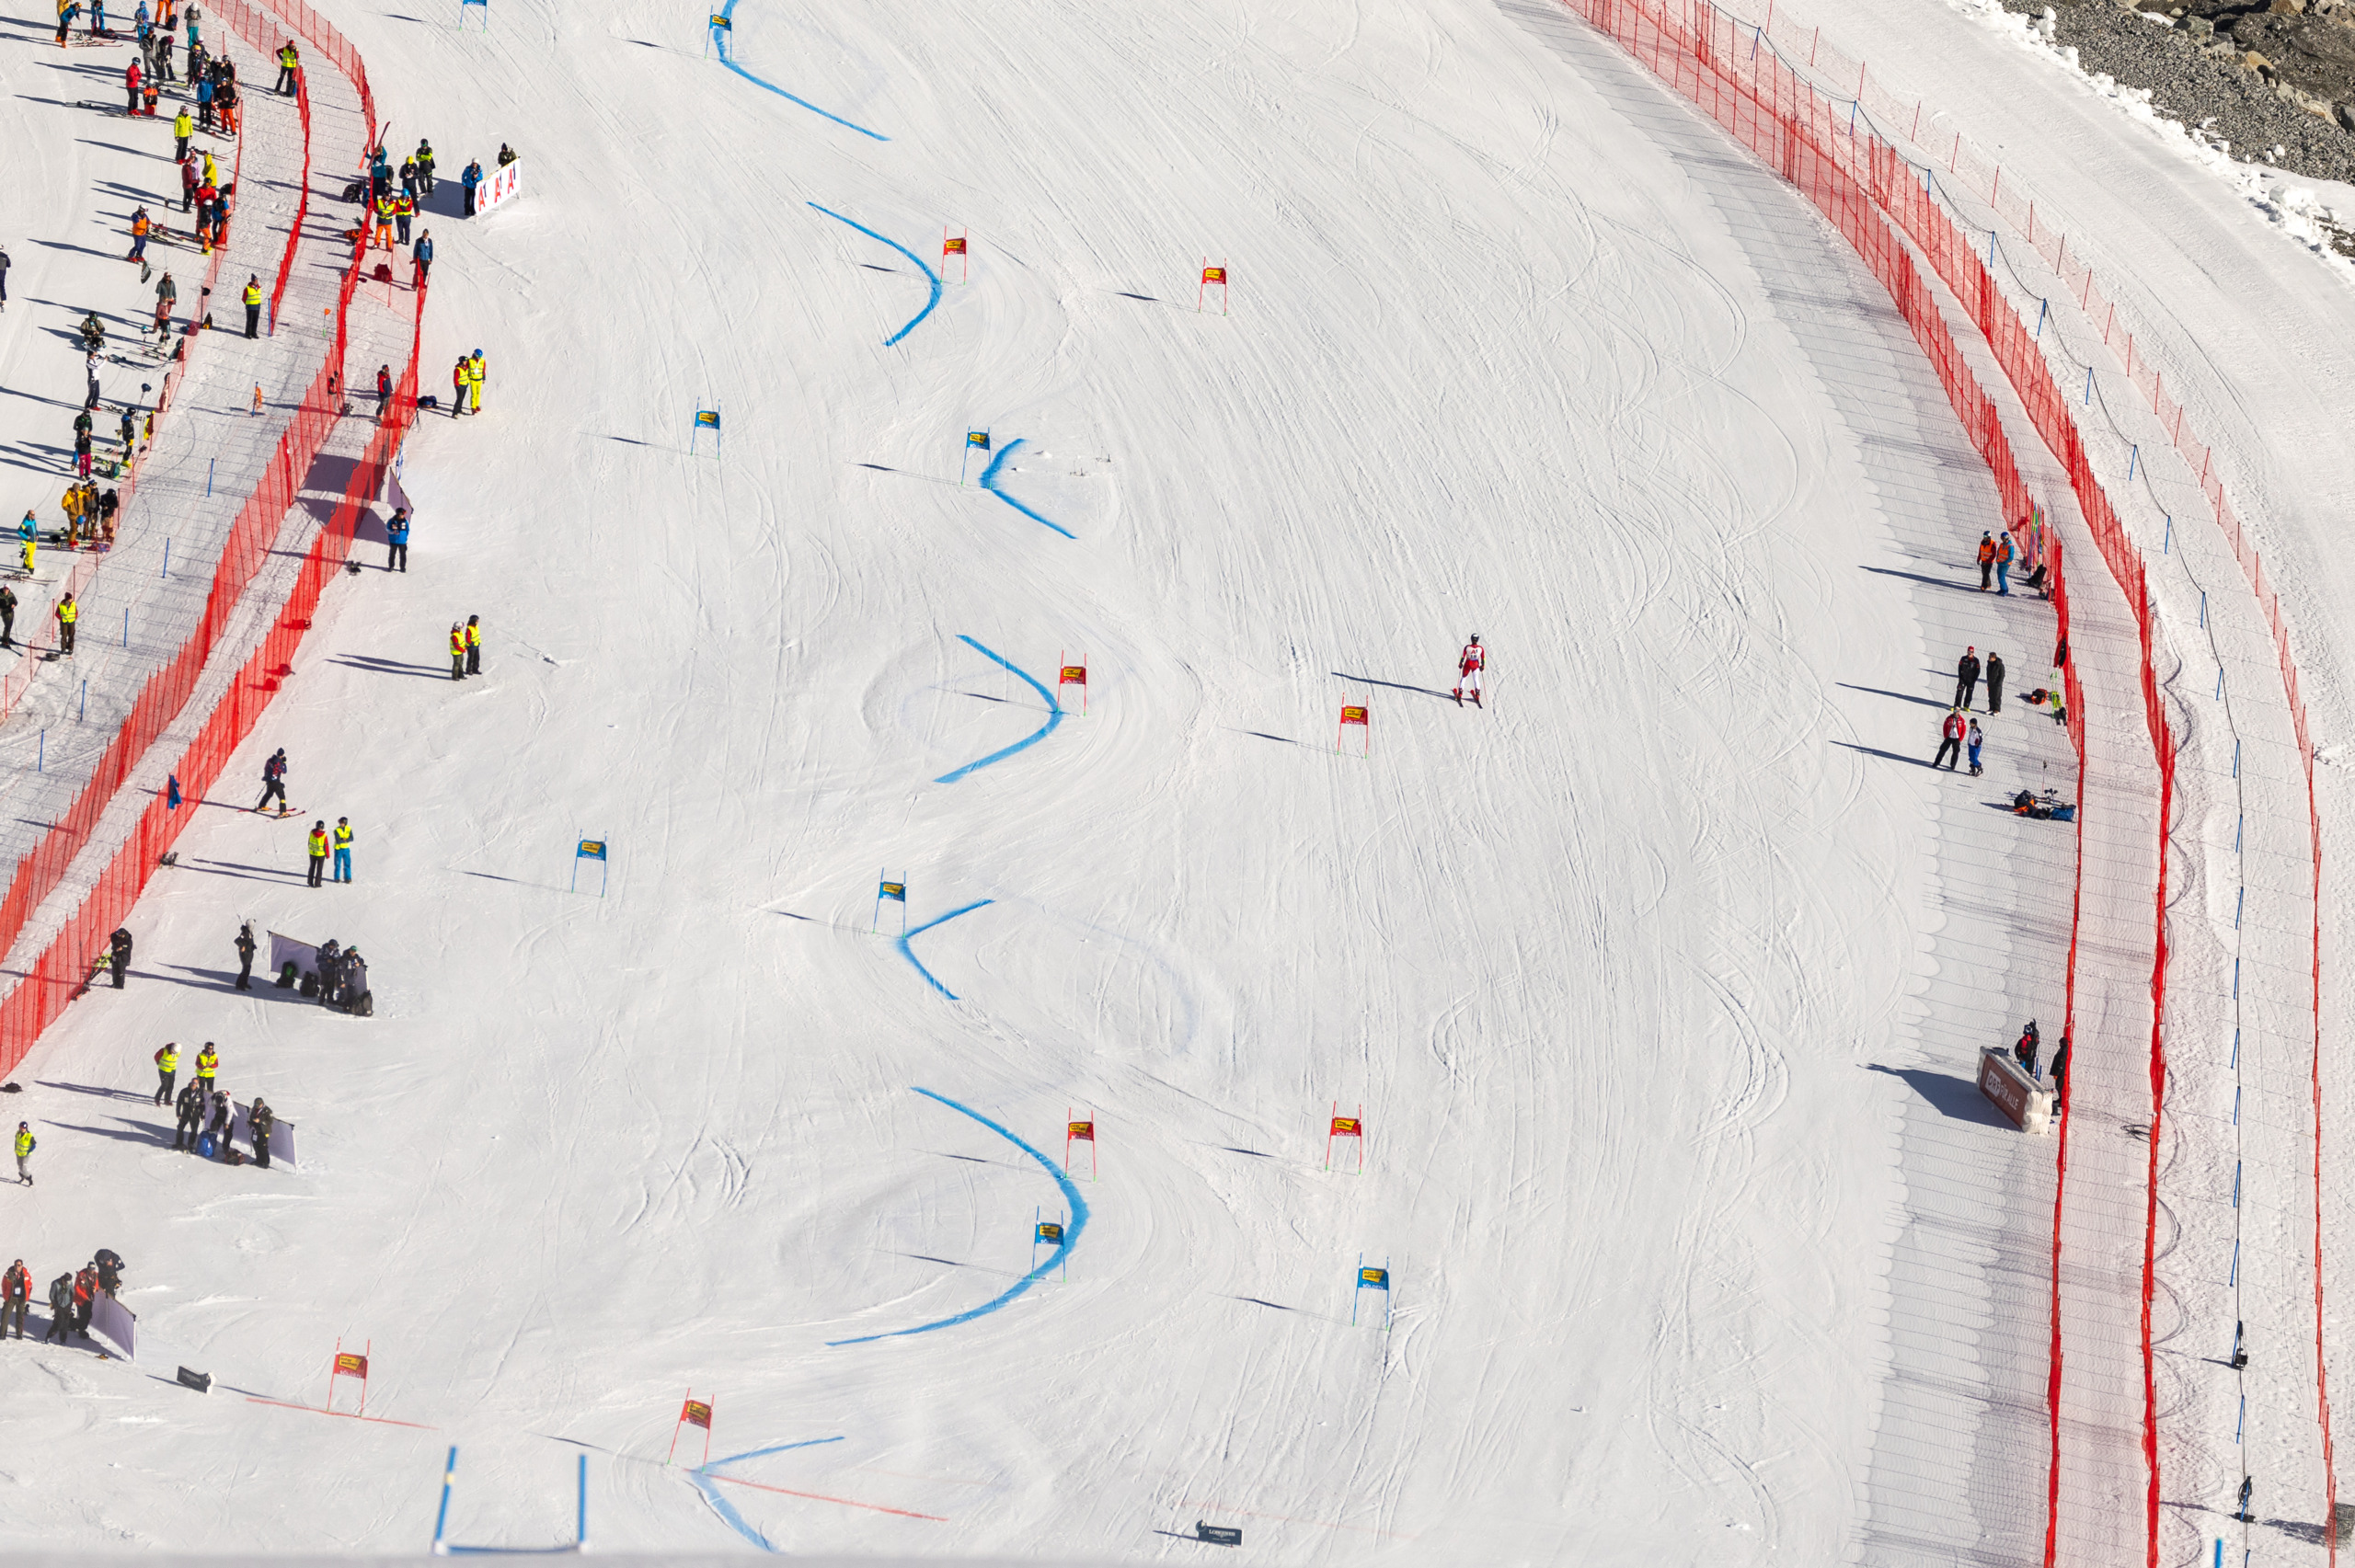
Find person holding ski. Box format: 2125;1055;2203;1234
234;921;257;990
305;821;328;887
1953;647;1980;711
152;1040;178;1104
1453;635;1483;707
1934;708;1966;771
256;747;288;812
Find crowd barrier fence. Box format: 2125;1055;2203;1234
1554;1;2183;1562
0;1;417;1075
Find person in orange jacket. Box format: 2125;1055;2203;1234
1976;531;1996;591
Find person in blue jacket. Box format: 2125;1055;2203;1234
385;506;408;572
412;229;432;289
461;158;482;217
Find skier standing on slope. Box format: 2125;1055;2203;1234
256;746;287;812
1953;647;1980;711
1453;635;1484;708
1933;708;1965;771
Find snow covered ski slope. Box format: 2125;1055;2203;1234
0;0;2170;1559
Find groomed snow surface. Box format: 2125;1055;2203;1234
0;0;2332;1560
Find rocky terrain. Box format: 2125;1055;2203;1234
2000;0;2355;189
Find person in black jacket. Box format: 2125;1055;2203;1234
256;748;288;813
174;1082;203;1151
94;1249;123;1299
1953;647;1981;712
1;585;17;650
205;1092;231;1158
249;1099;274;1169
108;928;132;989
1986;651;2006;715
234;921;257;990
43;1274;73;1344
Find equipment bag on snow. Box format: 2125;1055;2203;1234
275;960;297;989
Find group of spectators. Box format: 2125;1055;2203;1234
0;1249;123;1351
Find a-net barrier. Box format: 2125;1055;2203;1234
0;2;419;1068
1545;0;2250;1562
1696;7;2334;1557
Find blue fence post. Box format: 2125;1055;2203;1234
2036;298;2049;338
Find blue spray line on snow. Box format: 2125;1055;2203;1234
827;1088;1090;1345
897;898;994;1000
710;0;889;141
977;439;1074;539
686;1436;847;1551
935;635;1063;783
807;203;940;346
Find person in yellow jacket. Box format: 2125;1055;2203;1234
332;818;353;883
306;821;329;887
152;1042;179;1105
464;614;481;676
275;42;301;97
54;592;75;657
465;349;485;413
372;192;396;251
193;1043;218;1090
172;108;192;161
201;150;217;187
13;1123;32;1187
392;189;415;246
242;273;262;338
449;622;466;681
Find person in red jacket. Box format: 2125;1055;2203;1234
71;1264;97;1333
124;58;142;115
1933;708;1966;772
0;1259;29;1339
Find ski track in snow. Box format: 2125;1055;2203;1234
895;898;995;1001
933;635;1065;784
976;439;1076;539
711;0;890;143
806;202;943;347
825;1090;1089;1345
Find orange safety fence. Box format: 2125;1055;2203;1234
1552;1;2180;1563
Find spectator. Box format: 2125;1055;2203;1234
107;925;131;988
235;921;257;990
0;1259;28;1339
274;39;298;95
249;1098;274;1169
12;1122;30;1186
332;818;352;883
412;229;433;289
306;821;328;887
243;273;261;338
205;1091;230;1158
174;1082;203;1150
1987;651;2006;715
461;158;481;216
1976;531;1996;590
465;614;481;675
1968;718;1984;777
1953;647;1980;711
152;1040;178;1105
43;1274;71;1342
385;506;409;571
1933;708;1965;772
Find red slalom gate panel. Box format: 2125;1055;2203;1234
1551;2;2195;1563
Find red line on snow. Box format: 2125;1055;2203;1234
704;1471;948;1521
243;1396;437;1431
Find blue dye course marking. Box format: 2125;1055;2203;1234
808;203;942;347
827;1089;1091;1346
711;0;889;142
976;439;1075;539
897;898;994;1000
936;635;1063;784
688;1436;848;1550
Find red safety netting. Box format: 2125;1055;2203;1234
1718;5;2332;1546
0;6;419;1076
1554;1;2179;1562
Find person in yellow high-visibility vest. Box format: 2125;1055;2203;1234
332;818;353;883
465;350;486;414
152;1042;179;1105
305;821;328;887
193;1043;218;1091
54;592;75;657
464;615;481;676
372;192;396;252
449;622;466;681
173;108;192;161
13;1123;32;1187
275;41;301;97
242;274;262;338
